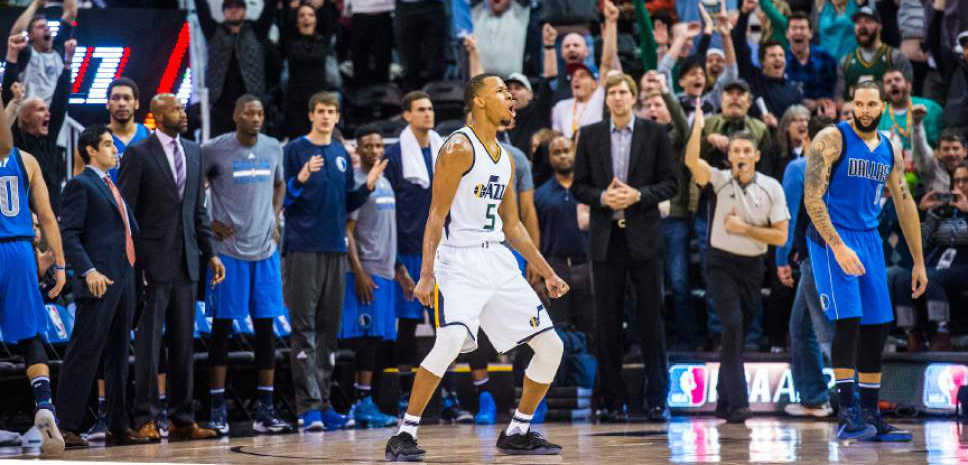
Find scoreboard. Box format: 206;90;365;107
0;7;192;126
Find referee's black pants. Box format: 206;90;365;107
592;224;668;411
706;248;764;413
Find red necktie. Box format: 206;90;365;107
103;175;136;267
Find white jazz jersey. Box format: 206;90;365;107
440;126;513;248
431;127;553;355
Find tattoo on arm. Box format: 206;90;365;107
888;145;925;265
802;127;844;248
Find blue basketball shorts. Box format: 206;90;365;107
0;240;48;342
808;227;893;325
205;251;285;320
340;272;397;341
395;254;430;320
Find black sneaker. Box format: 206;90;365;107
496;429;562;455
385;432;425;461
726;407;752;424
860;407;912;442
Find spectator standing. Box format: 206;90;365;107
571;73;678;421
118;94;225;442
913;127;967;194
683;105;789;424
816;0;860;62
6;0;76;105
505;69;554;170
784;12;838;108
340;125;403;428
878;67;943;150
927;0;968;134
395;0;448;91
347;0;394;86
201;95;292;436
734;0;803;128
471;0;530;77
836;5;913;100
281;1;338;140
674;8;737;123
2;35;73;214
55;125;150;448
282;92;387;431
197;0;276;136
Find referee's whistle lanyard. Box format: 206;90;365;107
728;176;756;222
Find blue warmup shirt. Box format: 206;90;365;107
283;137;371;254
776;157;806;267
534;177;587;260
108;123;150;183
383;142;434;256
0;148;34;240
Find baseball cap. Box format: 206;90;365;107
566;62;599;80
706;48;725;59
723;77;750;93
504;73;532;93
223;0;246;9
851;5;880;23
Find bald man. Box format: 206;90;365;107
118;93;226;442
552;32;594;105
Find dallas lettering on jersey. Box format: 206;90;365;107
473;175;507;200
847;158;890;183
231;158;273;184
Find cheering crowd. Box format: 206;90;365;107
0;0;967;456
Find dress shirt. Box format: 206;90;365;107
155;129;184;183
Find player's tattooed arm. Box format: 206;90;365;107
887;145;925;267
803;126;845;248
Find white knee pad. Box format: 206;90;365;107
419;325;466;377
525;330;564;384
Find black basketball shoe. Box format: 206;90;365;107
386;432;425;461
496;429;562;455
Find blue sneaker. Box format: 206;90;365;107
350;397;398;428
300;410;324;432
861;407;912;442
475;392;497;425
84;414;108;441
208;405;230;436
321;407;351;430
532;398;547;424
441;395;474;424
836;405;876;441
253;402;293;434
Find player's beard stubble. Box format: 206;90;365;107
852;110;882;133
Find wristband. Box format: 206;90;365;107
54;265;66;271
543;44;555;49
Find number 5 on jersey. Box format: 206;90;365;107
484;204;496;231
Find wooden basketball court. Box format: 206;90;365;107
3;418;966;463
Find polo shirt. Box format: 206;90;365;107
707;168;789;257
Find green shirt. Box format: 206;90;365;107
877;96;945;150
841;43;896;98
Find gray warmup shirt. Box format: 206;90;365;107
350;169;397;279
202;133;284;261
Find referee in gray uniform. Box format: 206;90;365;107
684;103;790;424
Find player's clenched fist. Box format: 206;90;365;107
544;274;569;299
413;275;437;307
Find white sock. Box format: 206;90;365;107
506;410;533;436
397;413;421;438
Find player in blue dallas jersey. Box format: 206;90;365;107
803;80;926;442
0;104;68;456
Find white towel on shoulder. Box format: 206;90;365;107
400;125;443;189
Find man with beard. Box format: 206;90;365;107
639;71;696;350
3;34;74;214
7;0;77;105
733;0;801;127
835;6;913;100
878;67;943;150
784;12;838;109
803;80;925;442
913;128;968;194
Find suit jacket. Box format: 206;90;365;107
118;133;214;283
571;117;678;262
60;168;140;300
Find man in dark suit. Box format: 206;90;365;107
118;94;225;441
571;73;678;422
55;125;151;447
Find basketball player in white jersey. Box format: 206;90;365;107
385;73;570;461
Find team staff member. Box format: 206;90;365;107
571;73;678;422
683;104;790;424
202;95;291;436
56;125;149;447
119;94;225;441
283;91;387;431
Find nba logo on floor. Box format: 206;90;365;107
667;364;708;408
923;364;968;409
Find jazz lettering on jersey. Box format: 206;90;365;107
473;175;507;200
846;158;890;183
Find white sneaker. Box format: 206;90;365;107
34;409;64;457
784;402;832;418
